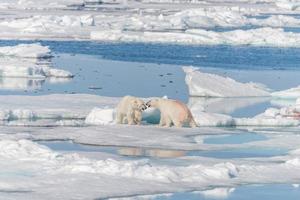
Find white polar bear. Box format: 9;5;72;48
146;98;197;128
116;96;146;125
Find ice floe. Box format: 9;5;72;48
0;139;241;199
183;67;270;97
0;43;73;78
0;15;95;39
0;94;119;122
85;107;115;125
1;3;300;46
276;0;300;10
0;93;298;128
0;132;298;199
0;43;51;58
272;85;300;98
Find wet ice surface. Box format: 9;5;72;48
0;41;300;199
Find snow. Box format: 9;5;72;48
183;67;270;97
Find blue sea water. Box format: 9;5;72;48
1;40;300;70
0;40;300;103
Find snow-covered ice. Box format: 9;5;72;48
272;85;300;98
0;43;72;78
183;66;270;97
0;43;51;58
1;1;300;46
0;0;300;199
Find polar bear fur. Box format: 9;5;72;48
146;98;197;128
116;96;146;125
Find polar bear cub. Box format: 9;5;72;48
146;98;197;128
116;96;146;125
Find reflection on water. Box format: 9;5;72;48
188;147;287;159
40;140;188;158
118;147;186;158
40;141;287;159
203;132;267;144
0;77;72;91
0;52;73;92
0;77;44;91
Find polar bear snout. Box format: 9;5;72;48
140;104;148;111
145;101;151;108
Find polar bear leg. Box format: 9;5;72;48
164;116;172;127
159;114;166;126
173;119;183;128
127;110;136;125
189;118;197;128
116;112;124;124
132;110;142;125
122;115;128;124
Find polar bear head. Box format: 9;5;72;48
132;98;147;111
146;99;160;108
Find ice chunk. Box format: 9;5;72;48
183;67;270;97
193;112;235;127
85;107;115;125
0;44;73;78
272;85;300;98
0;43;51;58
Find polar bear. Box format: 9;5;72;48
146;98;197;128
116;96;146;125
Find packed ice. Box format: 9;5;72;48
0;0;300;46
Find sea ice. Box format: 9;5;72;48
0;43;51;58
272;85;300;98
0;43;73;78
183;67;270;97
